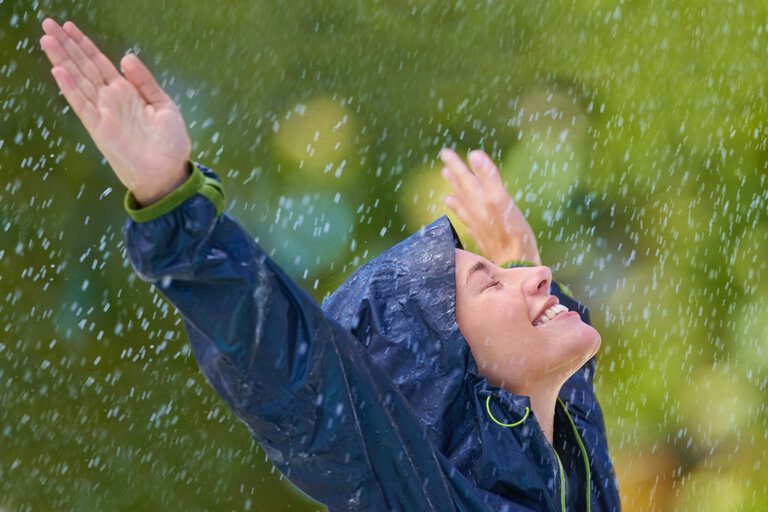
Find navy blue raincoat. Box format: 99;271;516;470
123;161;622;511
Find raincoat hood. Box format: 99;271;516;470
320;214;621;511
323;216;482;430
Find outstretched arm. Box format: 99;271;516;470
122;165;457;510
41;19;457;510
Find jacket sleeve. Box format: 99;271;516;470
122;162;457;511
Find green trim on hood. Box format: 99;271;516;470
557;282;575;300
501;260;535;268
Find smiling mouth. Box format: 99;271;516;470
533;304;572;326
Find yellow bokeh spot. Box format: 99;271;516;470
499;87;589;209
399;162;478;255
272;97;358;187
673;469;746;511
679;364;760;447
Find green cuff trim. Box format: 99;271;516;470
123;161;225;223
199;174;225;218
501;260;536;268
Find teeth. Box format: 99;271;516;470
534;304;569;326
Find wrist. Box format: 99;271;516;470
131;161;192;207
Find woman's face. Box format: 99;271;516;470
454;249;601;392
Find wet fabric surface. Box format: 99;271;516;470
124;162;622;511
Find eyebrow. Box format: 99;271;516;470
465;261;490;289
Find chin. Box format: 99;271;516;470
579;325;602;362
567;323;602;361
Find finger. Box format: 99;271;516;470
40;32;69;66
62;21;120;83
43;19;105;93
50;66;99;129
41;17;62;36
40;34;99;109
440;166;465;197
439;148;479;197
468;150;506;197
60;26;108;89
443;195;474;228
120;54;174;107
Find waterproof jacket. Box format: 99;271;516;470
123;161;622;511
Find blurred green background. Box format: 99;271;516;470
2;0;767;510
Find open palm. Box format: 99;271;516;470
439;148;543;266
40;18;191;205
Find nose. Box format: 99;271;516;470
522;265;552;295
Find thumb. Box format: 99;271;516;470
120;53;173;107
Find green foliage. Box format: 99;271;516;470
1;0;767;509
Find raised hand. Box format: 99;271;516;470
40;18;191;206
439;148;543;266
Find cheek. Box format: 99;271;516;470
461;299;509;334
458;304;552;387
456;302;489;346
462;298;529;338
457;300;502;360
472;307;535;357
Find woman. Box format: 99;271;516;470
40;18;621;511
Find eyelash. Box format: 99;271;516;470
487;281;501;289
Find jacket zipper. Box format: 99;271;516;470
527;409;567;511
529;399;593;511
558;397;592;512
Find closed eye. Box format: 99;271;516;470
486;280;501;290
